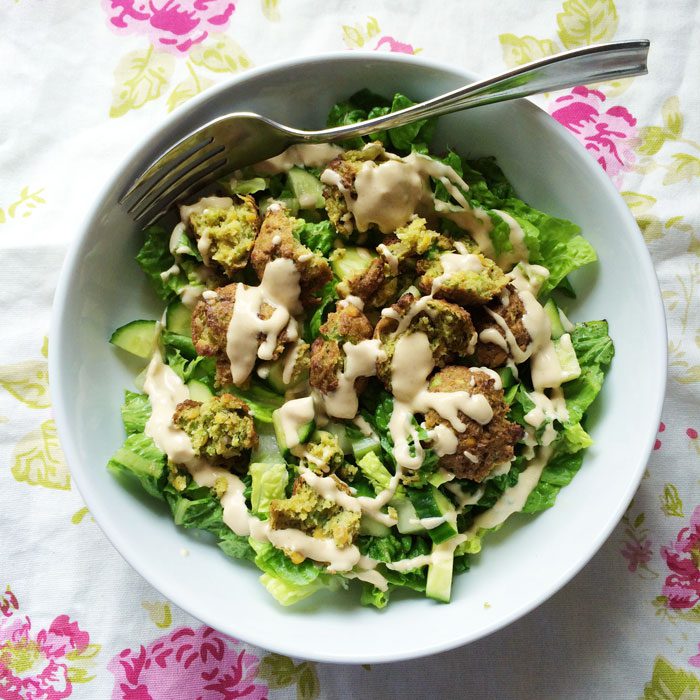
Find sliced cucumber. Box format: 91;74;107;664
165;301;192;337
110;320;158;358
409;487;458;544
394;497;426;535
554;333;582;383
325;422;352;454
264;352;309;395
330;246;375;281
186;379;213;402
260;196;299;216
272;397;316;459
351;433;381;461
287;167;324;209
543;298;565;340
360;515;392;537
426;540;456;603
251;423;284;464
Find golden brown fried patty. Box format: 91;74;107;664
425;366;523;481
309;302;374;395
251;208;332;307
471;284;531;368
373;293;476;389
190;283;289;386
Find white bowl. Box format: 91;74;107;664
51;52;666;664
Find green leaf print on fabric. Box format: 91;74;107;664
556;0;619;50
257;653;320;700
188;35;251;73
0;186;45;224
499;34;558;67
660;484;685;518
110;46;175;118
664;154;700;186
641;657;700;699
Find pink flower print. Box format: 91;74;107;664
103;0;236;54
660;506;700;609
690;644;700;668
548;86;638;187
374;36;416;54
108;625;268;699
621;537;653;572
0;587;18;618
0;599;91;700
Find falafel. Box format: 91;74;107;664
251;208;332;307
424;366;522;481
373;292;476;389
471;284;532;368
173;393;257;463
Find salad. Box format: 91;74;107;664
108;90;614;608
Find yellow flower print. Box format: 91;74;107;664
0;359;50;409
12;419;70;490
141;601;173;629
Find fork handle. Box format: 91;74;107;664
293;40;649;143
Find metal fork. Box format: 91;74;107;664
120;40;649;226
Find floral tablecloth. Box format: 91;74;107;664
2;1;699;698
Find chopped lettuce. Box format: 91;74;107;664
326;89;436;153
295;219;336;256
503;198;597;295
522;450;586;513
303;278;339;342
564;321;614;424
136;225;204;302
226;381;284;423
121;391;151;434
107;432;167;499
250;462;289;515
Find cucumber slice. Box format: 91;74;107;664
186;379;213;402
287;167;324;209
394;497;426;534
264;352;309;395
409;487;458;544
165;301;192;337
251;423;284;464
426;540;456;603
272;397;316;459
543;299;565;340
330;247;375;281
554;333;582;383
110;320;158;358
351;434;381;461
360;515;392;537
325;422;352;454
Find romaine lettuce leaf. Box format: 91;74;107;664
564;320;614;424
121;391;151;434
136;225;203;302
522;450;585;513
107;432;167;499
295;219;336;256
503;197;597;295
303;278;339;342
326;90;436;154
226;381;284;423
